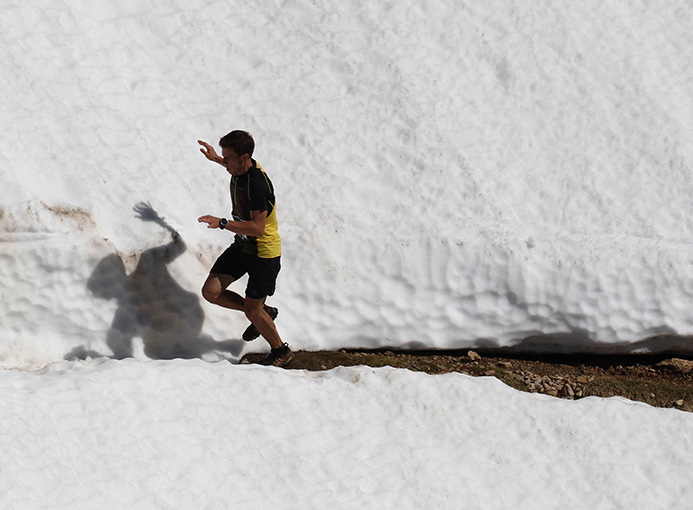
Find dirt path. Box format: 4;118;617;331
242;349;693;412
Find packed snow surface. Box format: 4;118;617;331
2;359;693;510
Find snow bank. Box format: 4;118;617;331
1;359;691;509
2;1;693;368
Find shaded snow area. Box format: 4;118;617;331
2;359;693;510
1;1;693;508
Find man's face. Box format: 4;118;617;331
221;147;247;175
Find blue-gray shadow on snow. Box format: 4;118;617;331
68;202;244;361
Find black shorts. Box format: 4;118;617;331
210;243;281;299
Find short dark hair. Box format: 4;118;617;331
219;130;255;157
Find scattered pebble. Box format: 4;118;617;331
517;370;588;400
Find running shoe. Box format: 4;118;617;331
260;343;294;367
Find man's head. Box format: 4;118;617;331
219;130;254;175
219;130;254;158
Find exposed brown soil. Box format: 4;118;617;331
242;349;693;412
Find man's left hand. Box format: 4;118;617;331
198;215;221;228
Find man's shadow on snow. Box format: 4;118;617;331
67;202;243;361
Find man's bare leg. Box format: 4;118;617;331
201;273;245;310
202;275;283;351
244;296;283;350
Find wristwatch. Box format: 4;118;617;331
219;218;228;230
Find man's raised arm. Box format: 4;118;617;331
198;140;224;165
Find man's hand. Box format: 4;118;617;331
198;211;267;237
198;215;222;229
198;140;223;165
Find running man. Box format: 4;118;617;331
197;130;293;367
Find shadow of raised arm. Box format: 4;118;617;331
133;202;177;233
133;202;185;261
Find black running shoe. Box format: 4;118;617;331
260;343;294;367
242;306;278;341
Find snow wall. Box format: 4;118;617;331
1;1;693;368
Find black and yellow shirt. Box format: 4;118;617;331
230;160;281;258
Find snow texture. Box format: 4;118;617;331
2;3;693;508
1;359;692;510
2;1;693;367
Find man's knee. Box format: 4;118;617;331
201;279;221;303
202;274;236;304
